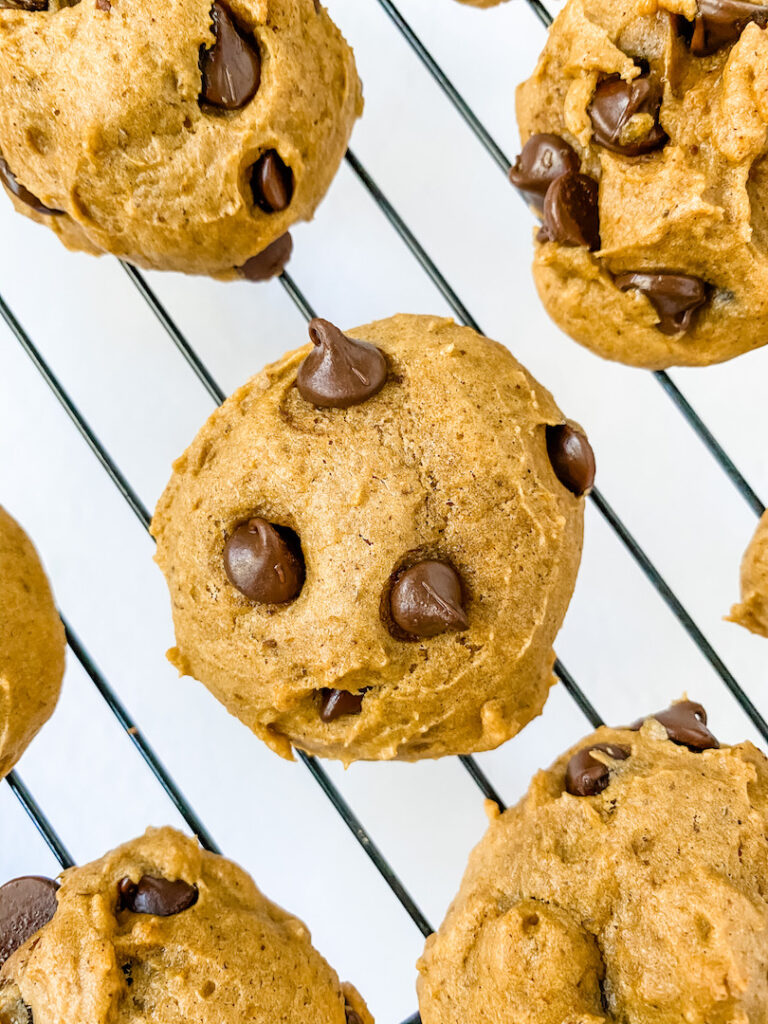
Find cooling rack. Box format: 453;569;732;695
0;0;766;1019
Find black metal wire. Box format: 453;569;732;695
4;772;74;869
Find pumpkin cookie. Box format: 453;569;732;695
729;510;768;637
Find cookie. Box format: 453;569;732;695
0;826;372;1024
0;0;362;279
0;505;65;780
151;314;592;764
512;0;768;368
729;511;768;637
418;700;768;1024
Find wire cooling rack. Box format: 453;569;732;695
1;0;766;1019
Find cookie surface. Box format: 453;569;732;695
514;0;768;368
151;314;588;763
729;510;768;637
0;0;362;278
0;826;371;1024
0;505;65;780
418;701;768;1024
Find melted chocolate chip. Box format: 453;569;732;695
546;424;596;497
251;151;293;213
390;561;468;638
0;154;63;215
631;700;719;750
565;744;629;796
117;875;198;916
224;518;305;603
0;1;48;8
95;0;111;10
320;689;365;722
689;0;768;55
614;271;708;334
0;876;58;968
200;1;261;110
296;319;388;409
238;232;293;281
509;134;581;215
589;74;667;155
538;172;600;250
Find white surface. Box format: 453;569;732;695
0;0;767;1020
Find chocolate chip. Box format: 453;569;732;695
345;1004;363;1024
95;0;111;10
0;154;63;216
320;689;365;722
509;134;581;215
546;424;596;497
251;151;293;213
200;1;261;110
0;0;47;7
0;877;58;968
296;319;388;409
614;271;708;334
117;875;198;916
565;744;629;796
538;172;600;250
224;518;305;604
631;700;719;750
689;0;768;55
589;74;667;155
238;232;293;281
390;561;468;638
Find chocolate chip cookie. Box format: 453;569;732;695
512;0;768;368
0;506;65;780
151;314;592;763
0;826;372;1024
729;511;768;637
418;700;768;1024
0;0;362;279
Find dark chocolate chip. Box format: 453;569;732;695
631;700;719;750
538;172;600;250
390;561;468;638
117;875;198;916
200;2;261;110
546;424;596;497
509;134;581;215
224;518;305;603
238;232;293;281
565;743;630;797
251;151;293;213
0;1;48;8
0;154;63;216
296;319;388;409
614;271;708;334
589;74;667;155
0;876;58;968
95;0;111;10
320;689;365;722
689;0;768;55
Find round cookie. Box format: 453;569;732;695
0;505;65;780
418;700;768;1024
0;0;362;279
151;314;592;764
729;510;768;637
512;0;768;368
0;826;372;1024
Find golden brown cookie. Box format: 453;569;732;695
729;510;768;637
151;314;591;764
418;700;768;1024
0;826;372;1024
0;0;362;279
0;505;65;780
512;0;768;368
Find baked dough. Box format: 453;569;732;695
0;505;65;780
729;510;768;637
151;314;592;763
513;0;768;368
0;0;362;279
418;700;768;1024
0;826;372;1024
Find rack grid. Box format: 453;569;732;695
1;0;766;1019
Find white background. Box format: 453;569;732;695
1;0;767;1020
